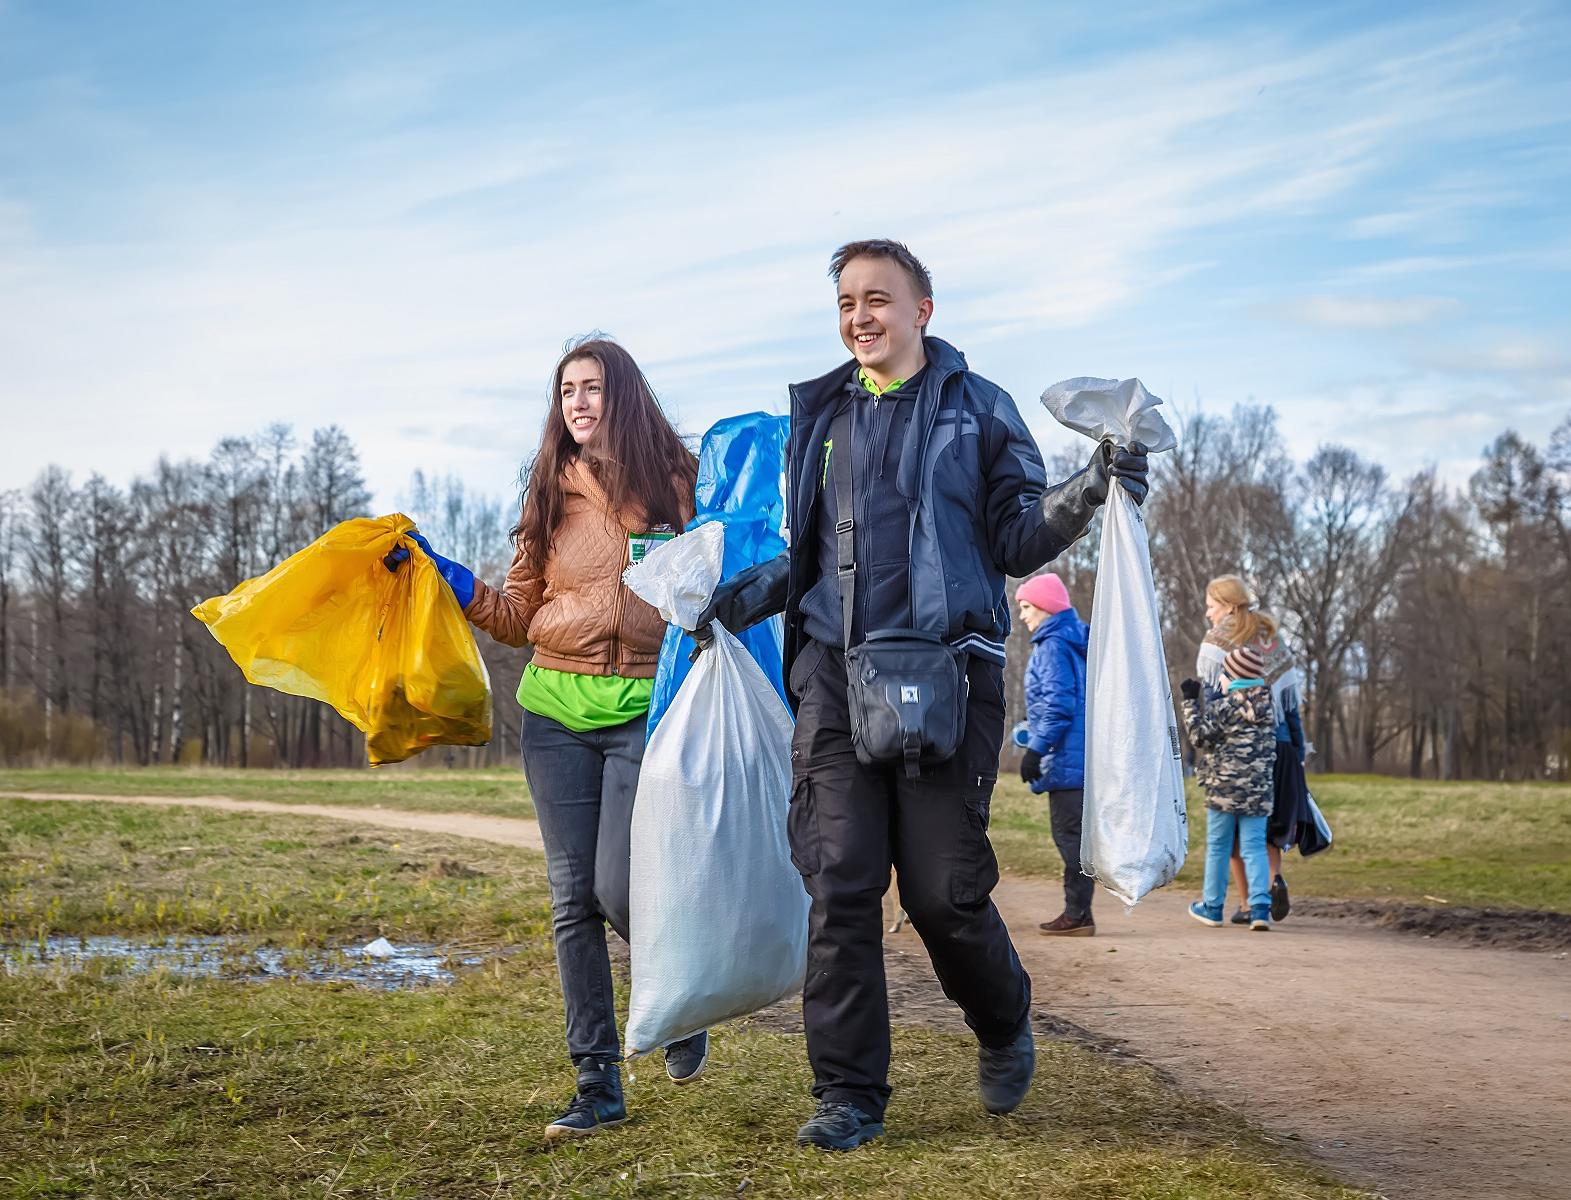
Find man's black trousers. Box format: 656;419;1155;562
786;639;1031;1121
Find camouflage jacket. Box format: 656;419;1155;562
1182;685;1276;815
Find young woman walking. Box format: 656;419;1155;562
399;337;701;1140
1197;575;1308;923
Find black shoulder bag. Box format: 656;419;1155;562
831;407;969;777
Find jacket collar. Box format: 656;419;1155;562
790;336;969;416
1032;607;1084;643
562;456;606;506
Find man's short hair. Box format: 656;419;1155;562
828;239;933;301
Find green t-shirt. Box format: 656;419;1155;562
856;368;908;397
516;663;654;732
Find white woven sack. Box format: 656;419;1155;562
622;524;805;1055
1041;378;1188;906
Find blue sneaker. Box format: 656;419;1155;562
1188;901;1225;927
544;1059;627;1141
1249;905;1272;931
664;1030;708;1084
796;1101;884;1151
978;1023;1036;1114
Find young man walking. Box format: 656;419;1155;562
695;239;1148;1149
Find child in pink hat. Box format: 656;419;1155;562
1016;572;1094;935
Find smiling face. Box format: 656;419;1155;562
559;355;605;447
1017;598;1047;632
837;255;933;388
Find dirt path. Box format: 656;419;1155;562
2;789;545;851
12;790;1568;1200
987;875;1570;1200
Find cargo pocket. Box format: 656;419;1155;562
952;791;1001;906
787;776;822;877
788;638;828;700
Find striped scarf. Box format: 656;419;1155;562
1197;621;1301;727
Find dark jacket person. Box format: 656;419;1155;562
694;239;1148;1150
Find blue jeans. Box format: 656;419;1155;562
519;709;647;1065
1203;808;1270;911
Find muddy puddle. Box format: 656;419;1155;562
2;935;486;989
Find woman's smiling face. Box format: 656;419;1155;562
559;356;605;447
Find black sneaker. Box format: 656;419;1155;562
1229;908;1250;926
978;1023;1036;1115
664;1030;708;1084
543;1059;627;1141
1270;874;1291;922
795;1101;884;1151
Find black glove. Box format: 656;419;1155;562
1179;678;1201;701
689;553;789;654
1018;749;1042;783
1083;440;1149;507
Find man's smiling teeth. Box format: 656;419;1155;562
856;333;880;343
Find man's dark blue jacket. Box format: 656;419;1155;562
1023;607;1089;793
783;337;1094;678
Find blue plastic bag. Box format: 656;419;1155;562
646;412;789;740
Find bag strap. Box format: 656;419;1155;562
831;406;856;652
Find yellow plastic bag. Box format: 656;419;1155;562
191;513;492;766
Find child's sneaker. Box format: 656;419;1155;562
1249;905;1272;931
1229;908;1250;926
1188;901;1225;927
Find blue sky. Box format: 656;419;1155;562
3;1;1568;511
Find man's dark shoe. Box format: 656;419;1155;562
1270;874;1291;921
664;1030;708;1084
978;1024;1036;1115
543;1059;627;1141
1038;913;1095;937
795;1101;884;1151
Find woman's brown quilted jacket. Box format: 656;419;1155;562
465;457;691;678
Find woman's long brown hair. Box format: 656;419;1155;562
512;336;697;573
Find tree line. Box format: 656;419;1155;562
2;408;1568;779
1002;406;1571;781
0;425;525;770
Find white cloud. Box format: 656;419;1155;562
2;6;1568;506
1276;295;1461;329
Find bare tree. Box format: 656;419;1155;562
0;490;20;692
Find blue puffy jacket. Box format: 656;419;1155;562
1023;608;1089;793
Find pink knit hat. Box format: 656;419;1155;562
1016;573;1071;614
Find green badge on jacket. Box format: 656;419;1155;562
628;528;675;564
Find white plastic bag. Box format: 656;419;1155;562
1042;377;1187;906
620;523;806;1055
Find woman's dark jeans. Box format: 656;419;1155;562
519;708;647;1065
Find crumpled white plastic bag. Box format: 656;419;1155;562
1041;377;1180;454
624;519;727;630
1042;377;1187;906
620;523;806;1054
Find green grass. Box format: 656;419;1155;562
9;766;1568;911
0;799;1366;1199
0;765;534;819
8;766;1568;911
989;775;1571;913
0;797;549;946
